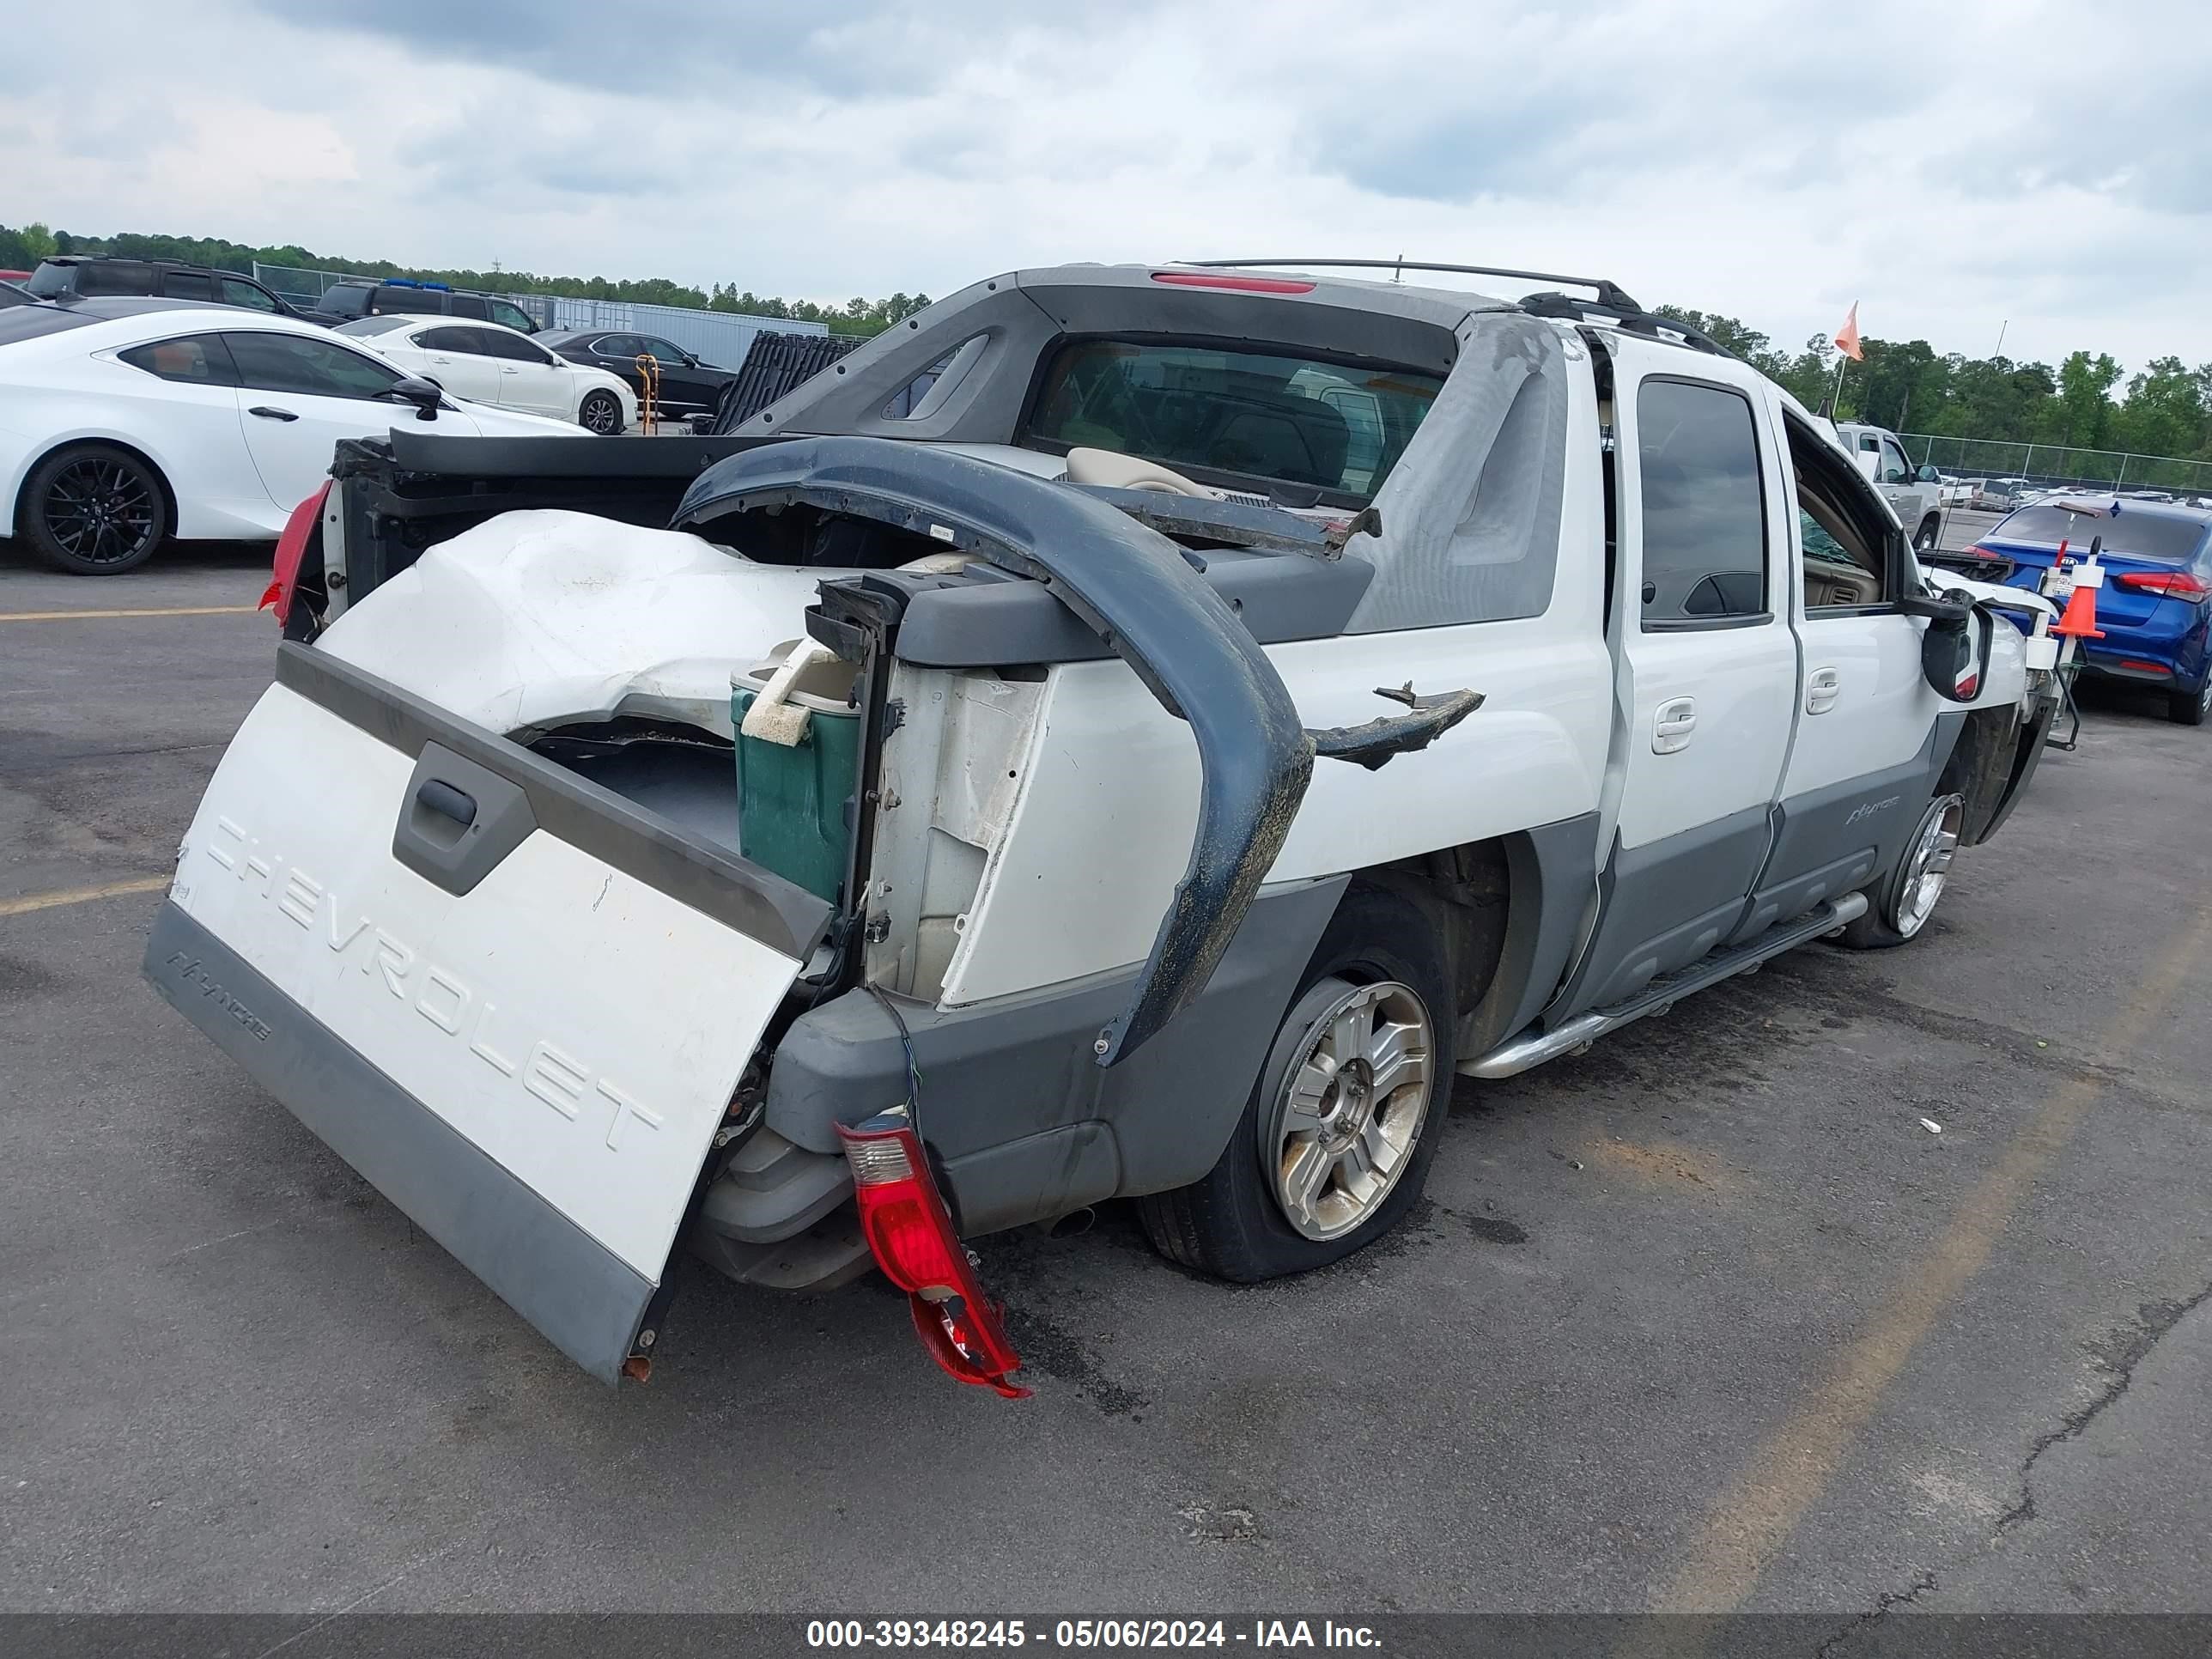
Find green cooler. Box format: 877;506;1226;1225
730;645;862;905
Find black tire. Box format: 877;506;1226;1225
1837;793;1965;951
579;390;625;435
2167;677;2211;726
1137;885;1457;1281
1915;515;1942;553
18;443;170;574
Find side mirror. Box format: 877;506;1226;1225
1917;464;1942;483
391;375;443;421
1906;594;1995;702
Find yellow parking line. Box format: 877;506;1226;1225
0;876;172;918
0;605;259;623
1650;900;2212;1613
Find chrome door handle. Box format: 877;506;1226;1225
1807;666;1842;714
247;405;298;422
500;366;520;374
1653;697;1698;754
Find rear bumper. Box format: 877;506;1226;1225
144;900;656;1384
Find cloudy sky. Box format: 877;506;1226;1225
4;0;2205;374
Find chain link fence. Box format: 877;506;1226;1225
1903;433;2212;500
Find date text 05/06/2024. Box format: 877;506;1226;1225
804;1619;1383;1650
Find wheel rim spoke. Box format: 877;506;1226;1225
1279;1138;1333;1227
1283;1056;1334;1123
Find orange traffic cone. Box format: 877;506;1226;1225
2052;562;2104;639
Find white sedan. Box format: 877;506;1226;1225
0;298;591;574
337;316;636;434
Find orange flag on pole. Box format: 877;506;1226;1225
1834;303;1864;362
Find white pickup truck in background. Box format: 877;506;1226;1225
1835;421;1946;551
146;261;2057;1394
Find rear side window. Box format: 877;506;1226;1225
416;325;486;354
448;294;488;319
220;277;280;313
76;264;152;296
371;287;441;317
1637;379;1768;626
592;334;641;357
225;331;404;399
161;270;215;301
120;332;240;386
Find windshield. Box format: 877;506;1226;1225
1992;504;2208;562
1024;338;1441;502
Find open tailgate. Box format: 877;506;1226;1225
145;643;830;1382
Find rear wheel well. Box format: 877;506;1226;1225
1340;836;1516;1050
15;437;179;541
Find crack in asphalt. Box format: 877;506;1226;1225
1995;1278;2212;1534
1814;1569;1938;1658
1816;1279;2212;1654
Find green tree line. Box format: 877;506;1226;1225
1658;305;2212;481
0;221;930;337
7;222;2205;471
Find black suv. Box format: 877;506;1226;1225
314;280;539;334
26;257;304;317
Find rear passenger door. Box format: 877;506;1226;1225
410;325;505;404
1555;337;1797;1014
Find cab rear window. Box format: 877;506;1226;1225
1024;338;1441;502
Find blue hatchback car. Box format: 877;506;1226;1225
1948;497;2212;726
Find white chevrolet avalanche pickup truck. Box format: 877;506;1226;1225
146;262;2055;1394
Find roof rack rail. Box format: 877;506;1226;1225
1186;258;1642;312
1513;291;1736;362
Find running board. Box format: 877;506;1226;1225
1459;892;1869;1080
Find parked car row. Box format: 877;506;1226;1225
0;299;597;573
25;256;542;335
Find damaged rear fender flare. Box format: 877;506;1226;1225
676;437;1316;1066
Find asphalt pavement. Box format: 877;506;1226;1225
3;538;2209;1640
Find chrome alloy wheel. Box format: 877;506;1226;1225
579;391;623;434
1261;980;1437;1241
1892;793;1965;939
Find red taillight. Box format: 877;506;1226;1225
2113;569;2210;599
2118;658;2172;676
1150;270;1316;295
260;481;331;625
836;1115;1030;1399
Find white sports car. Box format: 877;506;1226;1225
0;298;591;574
337;315;636;435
